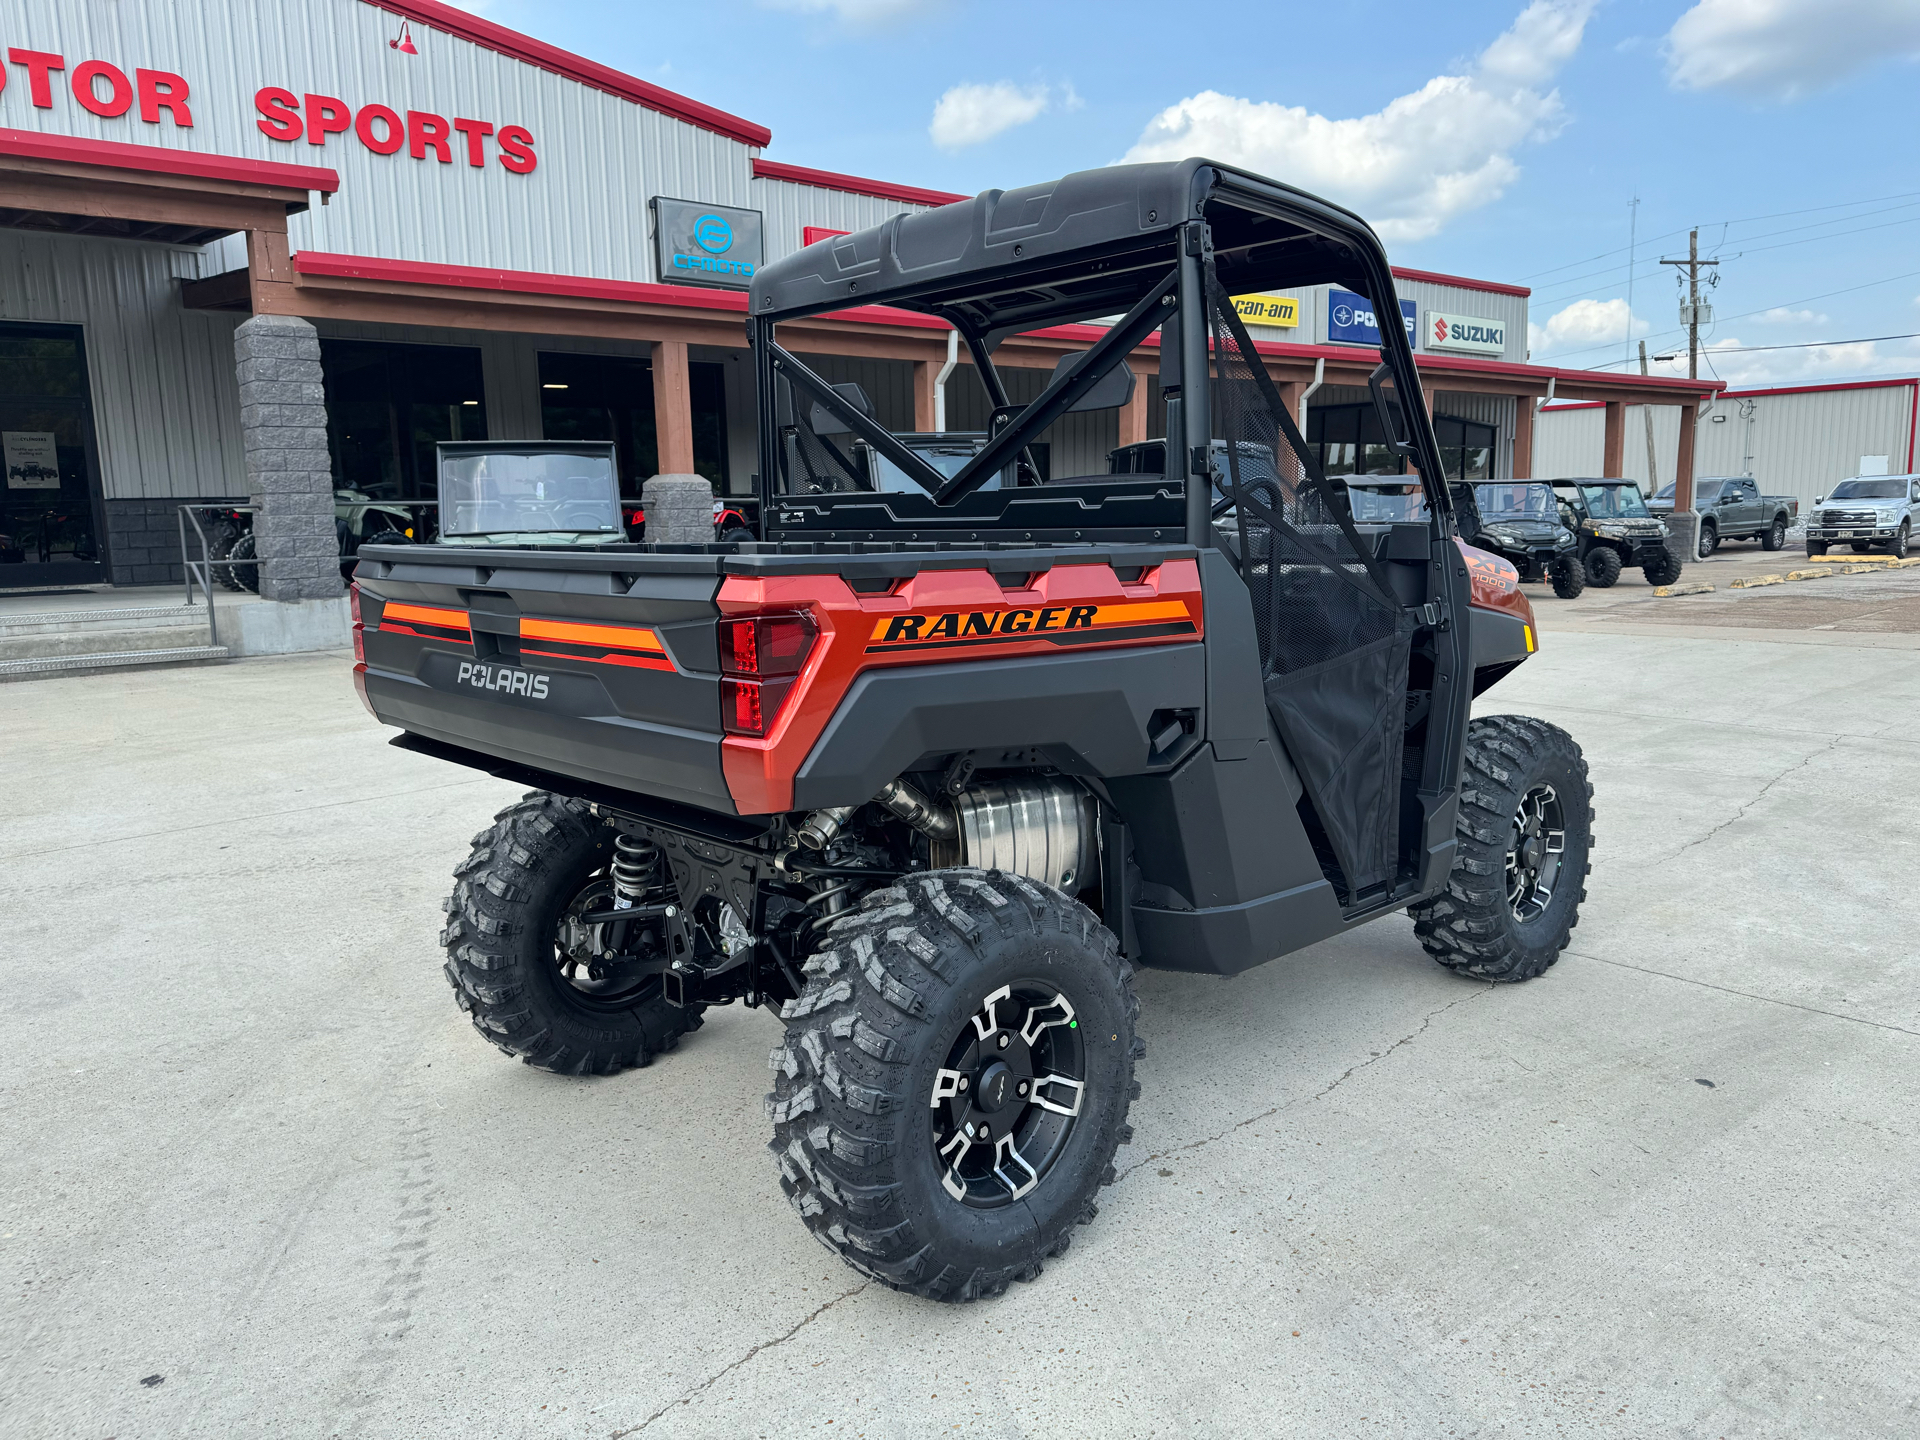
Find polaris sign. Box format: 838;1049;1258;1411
652;197;763;290
1426;310;1508;356
1327;290;1417;346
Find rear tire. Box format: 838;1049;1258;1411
209;523;246;592
1409;716;1593;982
1891;522;1910;560
1584;548;1623;588
1641;548;1683;587
1697;523;1718;558
226;530;260;593
1549;556;1585;599
768;869;1141;1302
1761;518;1786;551
440;791;703;1075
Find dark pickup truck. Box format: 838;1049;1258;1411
1652;475;1797;557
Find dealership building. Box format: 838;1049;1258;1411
0;0;1723;602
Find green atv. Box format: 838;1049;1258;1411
1550;478;1683;588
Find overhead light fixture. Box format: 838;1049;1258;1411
542;383;568;389
1652;354;1676;362
462;400;478;406
388;20;417;54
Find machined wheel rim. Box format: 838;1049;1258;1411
550;874;667;1009
929;983;1087;1209
1506;784;1566;924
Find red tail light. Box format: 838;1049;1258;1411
349;581;365;663
719;611;816;737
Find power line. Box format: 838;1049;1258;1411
1705;200;1918;255
1716;216;1919;259
1668;333;1917;357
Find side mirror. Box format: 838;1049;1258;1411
1814;494;1824;504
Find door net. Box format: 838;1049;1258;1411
1205;271;1414;897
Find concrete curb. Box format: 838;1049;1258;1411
1653;582;1714;597
1729;575;1784;589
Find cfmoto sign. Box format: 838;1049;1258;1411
653;197;763;290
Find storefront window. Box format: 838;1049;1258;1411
321;339;488;503
1432;414;1497;481
1306;402;1408;477
0;323;105;585
538;352;729;497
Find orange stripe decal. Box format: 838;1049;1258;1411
382;601;470;631
520;646;675;672
520;617;663;652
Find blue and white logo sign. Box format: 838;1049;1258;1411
1327;289;1417;346
653;197;763;290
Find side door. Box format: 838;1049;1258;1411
1720;477;1759;532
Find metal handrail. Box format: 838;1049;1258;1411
176;504;259;648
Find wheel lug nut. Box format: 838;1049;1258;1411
997;1035;1010;1049
1017;1081;1028;1096
958;1077;969;1090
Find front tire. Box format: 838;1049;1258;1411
1761;518;1785;551
1642;548;1683;586
1584;547;1623;588
440;791;703;1074
1890;523;1909;560
768;869;1141;1302
1697;523;1718;558
1549;556;1585;599
1409;716;1593;982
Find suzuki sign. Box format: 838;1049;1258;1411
1426;311;1507;356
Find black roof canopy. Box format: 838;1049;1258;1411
749;158;1393;339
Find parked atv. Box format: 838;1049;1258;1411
1451;481;1586;597
1550;478;1683;587
354;158;1593;1303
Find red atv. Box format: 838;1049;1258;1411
354;159;1591;1302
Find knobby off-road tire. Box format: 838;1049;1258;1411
768;868;1142;1302
1642;548;1684;586
1761;518;1786;552
440;791;702;1075
1408;716;1593;983
209;524;246;592
226;530;260;593
1549;556;1586;599
1584;547;1623;588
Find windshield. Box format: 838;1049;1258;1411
1347;484;1429;522
1830;478;1908;500
439;452;622;536
1656;479;1723;504
1580;484;1652;519
1473;483;1556;518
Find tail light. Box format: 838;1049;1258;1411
719;612;817;737
349;581;375;715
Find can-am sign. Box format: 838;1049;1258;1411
1427;311;1506;356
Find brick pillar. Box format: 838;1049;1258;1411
1602;400;1626;478
1512;398;1534;479
234;315;340;601
652;340;695;474
913;360;937;433
1120;366;1148;446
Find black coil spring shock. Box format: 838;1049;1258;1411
611;833;661;903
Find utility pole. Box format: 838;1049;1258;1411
1661;229;1718;379
1624;196;1639;374
1639;340;1659;492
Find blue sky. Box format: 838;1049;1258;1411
478;0;1917;387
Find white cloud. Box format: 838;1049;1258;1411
929;81;1053;150
762;0;939;27
1664;0;1919;102
1643;334;1921;387
1120;0;1595;243
1751;306;1828;326
1529;297;1650;355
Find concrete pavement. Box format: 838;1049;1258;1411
0;612;1915;1437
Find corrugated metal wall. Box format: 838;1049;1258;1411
5;0;755;282
0;230;245;499
752;177;934;266
1535;385;1916;506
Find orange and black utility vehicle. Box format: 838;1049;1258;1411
353;159;1592;1302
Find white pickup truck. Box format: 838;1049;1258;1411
1803;474;1919;559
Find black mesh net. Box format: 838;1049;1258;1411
1206;271;1413;897
775;373;869;494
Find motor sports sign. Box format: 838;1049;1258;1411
652;197;763;290
1426;310;1507;356
1327;289;1417;346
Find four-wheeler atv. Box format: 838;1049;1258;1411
1450;480;1586;598
1550;478;1683;587
353;158;1594;1303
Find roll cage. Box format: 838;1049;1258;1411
747;157;1455;549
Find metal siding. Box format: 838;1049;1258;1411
0;231;245;500
2;0;753;281
1532;407;1605;480
750;177;934;264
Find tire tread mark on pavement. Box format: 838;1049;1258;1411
1641;734;1843;867
606;1282;868;1439
1116;986;1491;1180
1570;950;1918;1036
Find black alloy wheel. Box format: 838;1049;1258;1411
930;983;1087;1207
1505;784;1566;924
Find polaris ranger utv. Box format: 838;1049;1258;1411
1550;478;1683;587
1450;480;1587;598
353;159;1592;1303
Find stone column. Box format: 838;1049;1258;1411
234;315;340;601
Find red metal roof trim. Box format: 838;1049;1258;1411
1391;266;1530;299
753;159;966;209
356;0;771;148
0;128;338;193
1717;377;1919;399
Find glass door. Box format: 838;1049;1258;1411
0;323;106;588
